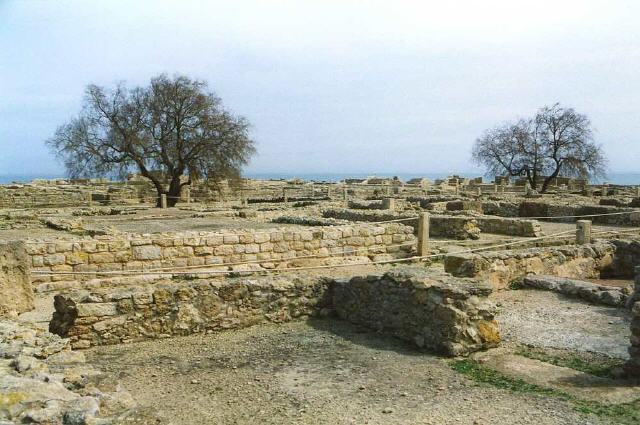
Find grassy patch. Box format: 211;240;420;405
515;347;624;378
451;359;640;424
508;280;524;290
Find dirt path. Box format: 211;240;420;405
86;319;608;425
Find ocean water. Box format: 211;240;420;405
1;172;639;185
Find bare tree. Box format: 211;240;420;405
47;74;255;206
472;103;606;193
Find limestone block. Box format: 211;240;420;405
205;235;224;246
0;241;34;316
132;245;162;260
43;253;66;266
89;252;116;264
76;302;118;317
223;235;240;244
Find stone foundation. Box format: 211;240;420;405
321;209;480;239
483;200;640;226
48;268;500;357
522;275;630;307
50;276;333;349
0;241;33;316
444;243;616;289
624;267;640;377
332;269;500;356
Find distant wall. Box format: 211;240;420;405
483;201;640;226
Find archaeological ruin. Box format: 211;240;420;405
1;175;640;424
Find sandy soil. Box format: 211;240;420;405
87;319;609;425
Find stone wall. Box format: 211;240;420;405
444;242;616;289
474;216;542;237
48;268;500;357
624;267;640;377
0;241;33;316
27;223;415;282
606;239;640;278
321;209;480;240
483;200;640;226
49;276;333;349
522;275;629;307
332;269;500;356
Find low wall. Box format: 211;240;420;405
444;242;616;289
49;268;500;357
522;275;629;307
625;267;640;376
332;269;500;356
0;241;33;316
475;216;542;237
606;239;640;278
483;201;640;226
27;223;415;282
50;276;333;349
321;209;480;240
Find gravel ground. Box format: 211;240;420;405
494;289;632;359
87;319;609;425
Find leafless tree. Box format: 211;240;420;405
472;103;606;193
47;74;255;206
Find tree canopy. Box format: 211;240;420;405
47;74;255;206
471;103;606;193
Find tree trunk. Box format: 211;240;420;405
166;176;183;207
540;167;561;194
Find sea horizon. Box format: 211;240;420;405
1;171;640;185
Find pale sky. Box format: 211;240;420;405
1;0;639;176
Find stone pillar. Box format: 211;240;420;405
624;266;640;377
282;188;288;204
576;220;592;244
160;194;167;209
0;241;33;316
343;187;348;202
493;184;498;193
476;187;482;196
241;189;248;207
454;183;459;195
87;193;93;207
185;187;191;204
327;186;332;199
636;186;640;197
602;184;608;197
382;197;396;210
417;212;430;257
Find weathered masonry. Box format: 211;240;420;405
27;223;415;282
443;241;640;289
0;241;33;315
49;268;500;356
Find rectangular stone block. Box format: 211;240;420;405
76;302;119;317
132;245;162;260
